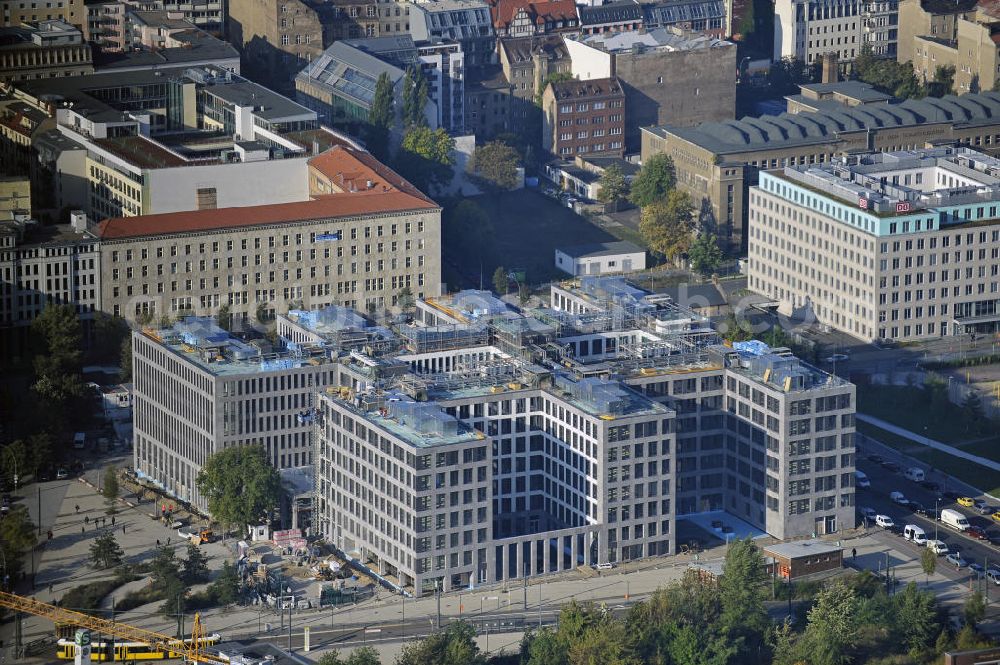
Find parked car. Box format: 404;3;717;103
55;468;68;479
993;512;1000;524
860;507;877;520
928;540;949;555
875;514;895;528
975;499;993;514
946;552;968;568
882;461;901;473
855;470;871;489
904;468;925;482
867;454;885;464
987;569;1000;585
943;491;963;501
970;562;986;577
958;497;975;508
989;534;1000;548
919;480;941;492
968;525;989;540
908;501;928;516
890;491;907;504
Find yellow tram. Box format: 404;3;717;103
56;634;222;661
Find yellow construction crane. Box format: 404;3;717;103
0;590;228;663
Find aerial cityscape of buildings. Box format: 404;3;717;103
7;0;1000;661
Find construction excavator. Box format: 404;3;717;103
0;590;228;663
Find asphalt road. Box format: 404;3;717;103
854;450;1000;592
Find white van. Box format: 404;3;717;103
928;540;949;555
904;468;925;482
903;524;927;545
941;508;970;531
875;514;895;528
855;470;871;489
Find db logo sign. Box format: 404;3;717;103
896;202;911;213
858;198;868;209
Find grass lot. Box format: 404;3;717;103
859;421;1000;497
444;190;619;287
856;384;1000;450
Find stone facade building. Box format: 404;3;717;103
0;19;93;83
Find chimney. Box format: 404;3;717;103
821;52;839;84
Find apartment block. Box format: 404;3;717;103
641;85;1000;252
564;28;736;152
906;2;1000;94
896;0;973;64
541;77;625;158
489;0;578;38
96;143;441;322
748;146;1000;342
0;0;83;29
313;278;856;596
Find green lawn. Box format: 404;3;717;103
444;190;619;287
859;421;1000;497
856;384;1000;451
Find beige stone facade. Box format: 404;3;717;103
0;0;84;28
896;0;975;66
229;0;327;93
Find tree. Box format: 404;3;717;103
397;125;455;193
397;621;486;665
31;303;84;404
596;164;628;203
103;465;119;502
119;335;133;383
89;531;124;569
183;543;210;584
962;392;984;431
688;234;724;275
316;654;344;665
929;65;956;97
964;590;986;627
469;141;520;192
365;72;394;160
639;189;695;263
0;505;37;578
894;582;937;655
443;200;494;261
534;71;574;105
345;647;381;665
216;304;232;332
718;538;770;658
629;154;676;208
492;266;508;295
402;65;429;129
195;445;282;533
151;545;187;618
802;580;859;665
920;547;937;586
523;629;568;665
209;560;240;605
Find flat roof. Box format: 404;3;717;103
558;240;644;258
763;539;843;560
798;80;893;103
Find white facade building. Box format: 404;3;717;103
555;241;646;276
774;0;898;64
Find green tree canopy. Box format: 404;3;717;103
365;72;394;160
103;465;119;502
119;335;133;383
639;189;695;262
894;582;937;655
688;233;724;275
89;531;124;569
0;505;37;577
397;621;486;665
397;126;455;193
492;266;508;295
629;154;676;208
469;141;520;192
402;65;429;129
802;580;860;665
718;538;770;657
31;303;84;404
596;164;628;203
183;543;210;584
195;444;282;532
965;590;986;627
209;560;240;605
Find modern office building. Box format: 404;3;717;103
748;146;1000;342
641;85;1000;252
541;77;625;158
564;27;736;152
641;0;729;38
578;0;643;35
313;277;856;596
131;317;338;507
96;143;441;322
773;0;898;65
10;65;323;221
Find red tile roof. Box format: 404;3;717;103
491;0;577;30
97;146;438;240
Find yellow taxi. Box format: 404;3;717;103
992;511;1000;523
958;497;975;508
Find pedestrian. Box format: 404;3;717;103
156;539;161;546
81;526;85;534
122;524;126;535
75;505;79;514
167;537;171;545
48;584;53;594
852;547;857;560
84;516;89;525
112;516;116;526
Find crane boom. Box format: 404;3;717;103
0;591;228;664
